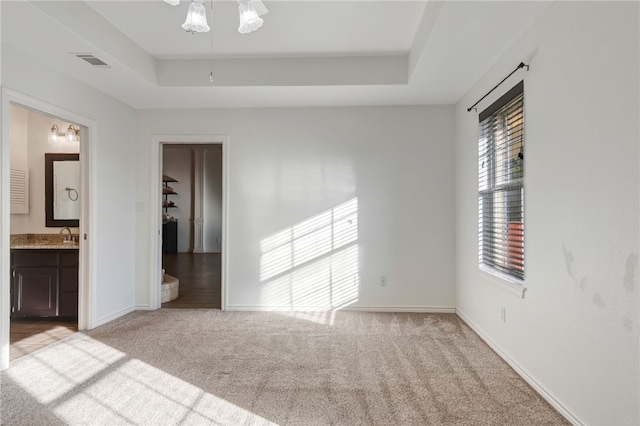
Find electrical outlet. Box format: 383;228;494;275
380;276;387;287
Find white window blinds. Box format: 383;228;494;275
478;80;524;281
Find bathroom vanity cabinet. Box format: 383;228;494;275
10;249;79;318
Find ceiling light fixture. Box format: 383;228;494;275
209;0;214;83
238;0;263;34
164;0;267;35
182;0;210;33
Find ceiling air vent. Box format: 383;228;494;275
73;53;111;68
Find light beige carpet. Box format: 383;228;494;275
1;310;569;425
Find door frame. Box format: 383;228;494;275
149;135;229;310
1;88;96;370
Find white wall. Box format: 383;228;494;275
454;2;639;425
0;0;7;371
2;45;138;325
203;146;222;252
136;106;456;311
163;145;192;253
10;106;79;234
9;105;26;168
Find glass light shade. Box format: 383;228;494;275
66;125;79;143
238;0;263;34
49;125;59;143
164;0;180;5
182;1;210;33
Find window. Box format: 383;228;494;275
478;80;524;281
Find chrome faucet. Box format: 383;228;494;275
60;226;73;242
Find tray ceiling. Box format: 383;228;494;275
1;1;552;109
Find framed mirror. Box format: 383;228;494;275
45;153;80;227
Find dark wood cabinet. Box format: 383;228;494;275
59;252;79;317
12;267;58;317
10;249;78;318
163;221;178;253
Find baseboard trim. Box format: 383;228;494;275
456;309;584;426
226;306;288;312
135;304;151;310
226;305;456;313
344;305;456;313
93;305;135;328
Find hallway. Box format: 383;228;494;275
162;253;221;309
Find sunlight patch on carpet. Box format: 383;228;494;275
7;334;125;404
8;334;277;425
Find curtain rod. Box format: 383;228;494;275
467;62;529;112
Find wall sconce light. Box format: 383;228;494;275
50;124;80;143
66;125;80;143
49;124;63;143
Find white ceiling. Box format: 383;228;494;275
1;1;553;109
88;1;426;59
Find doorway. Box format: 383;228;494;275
1;89;95;370
5;102;87;361
159;143;224;309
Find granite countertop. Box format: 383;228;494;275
10;233;80;249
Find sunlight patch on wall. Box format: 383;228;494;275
260;198;359;310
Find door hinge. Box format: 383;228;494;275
84;234;88;240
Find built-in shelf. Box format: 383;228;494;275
162;175;178;212
162;174;178;253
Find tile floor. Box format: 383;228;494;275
10;319;78;361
